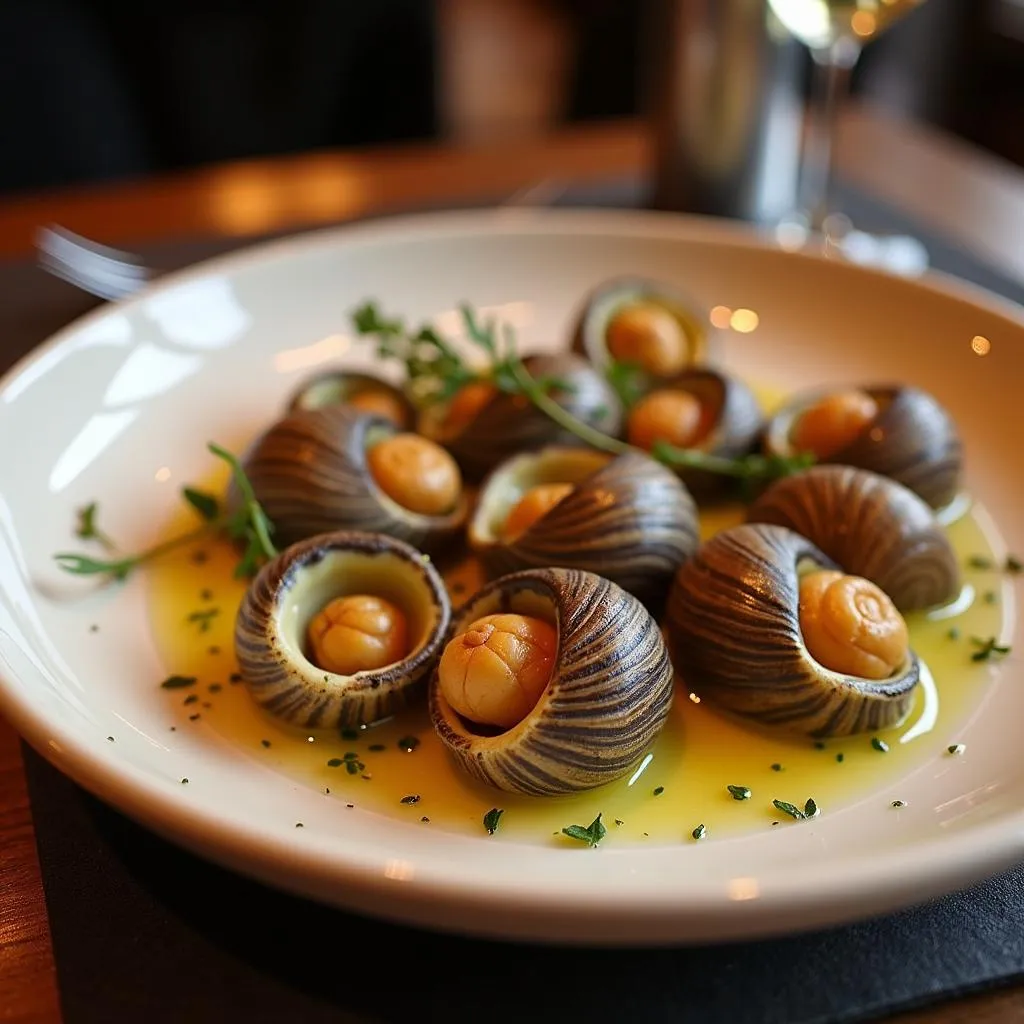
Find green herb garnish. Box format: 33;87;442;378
871;737;889;753
604;360;648;408
804;798;819;818
653;786;665;796
968;555;994;570
561;813;607;847
691;823;706;841
186;608;219;633
55;444;277;583
727;785;751;801
160;675;197;690
770;763;783;772
182;487;220;521
397;735;420;753
891;799;906;808
483;808;504;835
352;301;814;491
948;627;961;640
1006;555;1022;574
947;743;966;755
400;794;421;805
74;501;114;549
835;753;845;763
772;799;806;820
970;636;1011;662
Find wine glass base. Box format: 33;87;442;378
774;211;930;278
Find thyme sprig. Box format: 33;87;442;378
55;444;277;583
352;300;813;487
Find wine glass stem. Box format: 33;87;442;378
804;43;860;234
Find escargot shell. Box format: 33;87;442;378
238;405;468;553
468;447;698;609
763;385;962;509
747;465;960;611
665;523;919;738
430;567;675;795
235;531;450;729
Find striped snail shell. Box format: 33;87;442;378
429;568;675;795
763;385;962;510
665;523;919;738
747;465;960;611
235;531;450;730
286;369;416;429
467;447;698;610
419;353;623;482
237;405;469;553
569;275;715;379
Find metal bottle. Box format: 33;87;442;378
645;0;804;223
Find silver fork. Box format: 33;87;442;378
35;225;150;301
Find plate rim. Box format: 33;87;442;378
3;205;1024;944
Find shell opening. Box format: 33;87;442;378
276;549;441;678
626;388;713;451
435;582;560;740
470;448;611;545
365;431;463;517
767;387;894;457
605;301;689;377
788;389;878;460
798;569;910;681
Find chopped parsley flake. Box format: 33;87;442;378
400;794;421;805
397;735;420;753
727;785;751;801
948;743;966;755
691;823;706;841
160;675;197;690
970;636;1011;662
891;799;906;808
483;808;504;835
561;813;606;847
653;786;665;796
871;737;889;753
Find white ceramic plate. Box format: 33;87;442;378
2;209;1023;946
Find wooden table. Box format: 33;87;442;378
1;108;1023;1024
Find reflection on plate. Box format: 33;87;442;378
0;209;1022;944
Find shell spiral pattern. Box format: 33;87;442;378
235;531;450;729
430;568;675;795
664;523;919;738
747;465;959;611
478;452;699;609
239;405;467;552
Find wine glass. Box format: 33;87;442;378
767;0;930;272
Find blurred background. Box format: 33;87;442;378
1;0;1022;198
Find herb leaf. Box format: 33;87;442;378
561;813;607;847
970;636;1011;662
182;487;220;521
691;823;706;841
187;608;219;633
483;808;504;835
160;675;197;690
772;799;806;820
727;785;752;801
74;502;115;550
604;360;648;408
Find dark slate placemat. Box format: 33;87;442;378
5;178;1024;1024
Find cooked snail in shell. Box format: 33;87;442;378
747;465;960;611
235;531;450;730
570;276;712;379
237;405;469;552
625;368;763;498
762;385;962;509
665;523;920;738
429;567;675;795
418;353;622;481
286;369;415;429
468;447;698;608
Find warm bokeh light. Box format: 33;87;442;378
851;10;877;37
971;335;992;356
709;305;733;329
730;308;760;333
155;466;171;482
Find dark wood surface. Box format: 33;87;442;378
0;112;1022;1024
